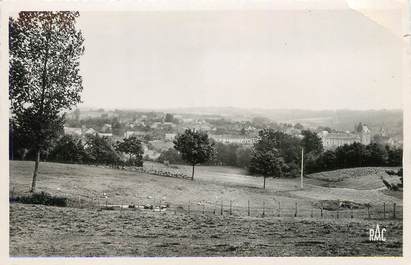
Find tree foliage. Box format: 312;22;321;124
305;142;402;173
48;135;89;163
85;134;122;166
214;142;239;166
116;136;144;166
157;148;184;164
252;129;300;177
173;129;215;180
301;130;323;155
249;129;289;188
235;146;252;169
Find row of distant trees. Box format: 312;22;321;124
158;143;252;169
304;142;403;174
10;133;144;167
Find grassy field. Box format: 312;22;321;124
9;160;403;256
10;161;402;208
10;203;402;257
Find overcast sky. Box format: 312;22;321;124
76;1;406;110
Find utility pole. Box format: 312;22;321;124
300;147;304;189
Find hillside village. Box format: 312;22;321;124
63;108;403;160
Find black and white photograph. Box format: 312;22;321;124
2;0;410;262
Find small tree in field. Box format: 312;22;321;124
249;149;286;189
173;129;215;180
249;129;288;189
9;12;85;192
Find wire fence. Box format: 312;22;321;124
72;196;402;221
9;186;402;221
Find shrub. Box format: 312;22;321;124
12;191;67;207
157;148;184;164
48;135;89;163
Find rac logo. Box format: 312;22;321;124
369;224;386;241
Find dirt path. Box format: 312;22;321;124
10;203;402;257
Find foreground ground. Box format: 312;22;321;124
10;203;402;257
9;161;403;256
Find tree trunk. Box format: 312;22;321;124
263;176;266;189
30;149;41;193
192;164;195;181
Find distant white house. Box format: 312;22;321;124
182;118;193;123
84;128;97;135
63;127;82;136
318;123;371;149
165;133;177;141
192;124;212;131
150;122;162;129
163;122;176;128
101;123;112;133
210;134;256;145
124;130;147;138
97;132;113;137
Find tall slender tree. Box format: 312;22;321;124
9;12;85;192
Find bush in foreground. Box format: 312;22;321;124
12;191;67;207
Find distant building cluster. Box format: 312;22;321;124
63;125;114;138
318;122;371;149
209;134;256;145
64;109;402;159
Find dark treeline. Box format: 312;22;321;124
10;132;143;168
156;143;252;169
305;142;403;174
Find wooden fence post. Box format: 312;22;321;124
248;200;250;216
220;201;223;216
337;208;339;219
383;203;386;219
214;201;217;215
263;201;265;217
351;207;353;219
393;203;396;219
320;207;323;218
188;201;191;214
202;204;205;215
11;186;15;200
229;200;232;216
278;201;281;217
367;204;370;219
294;202;298;217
